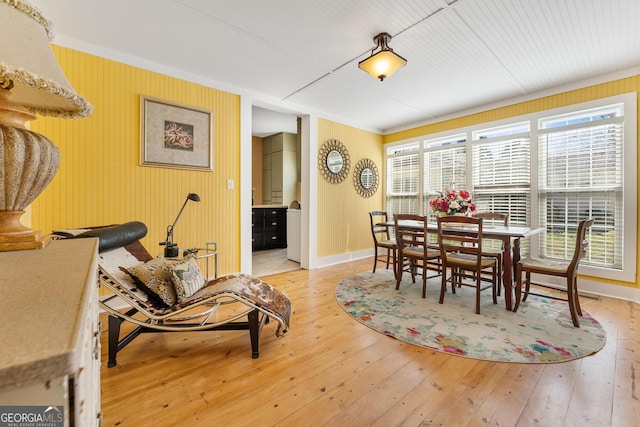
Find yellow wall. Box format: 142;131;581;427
251;136;264;205
384;75;640;290
317;119;384;257
29;46;242;275
385;75;640;143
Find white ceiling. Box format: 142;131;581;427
29;0;640;135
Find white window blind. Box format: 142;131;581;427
386;146;420;215
471;131;531;227
423;135;467;217
538;107;624;269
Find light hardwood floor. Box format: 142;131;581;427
99;257;639;426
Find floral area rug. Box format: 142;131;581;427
335;270;606;363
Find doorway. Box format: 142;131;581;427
251;106;301;276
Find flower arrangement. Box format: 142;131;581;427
429;184;476;216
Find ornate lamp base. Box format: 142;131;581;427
0;211;50;251
0;90;60;251
0;231;50;251
0;126;59;251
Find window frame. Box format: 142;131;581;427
384;92;637;282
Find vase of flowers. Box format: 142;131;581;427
429;184;476;216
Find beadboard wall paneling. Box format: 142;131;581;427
317;119;384;258
252;136;264;205
29;46;241;276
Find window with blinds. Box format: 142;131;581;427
386;143;420;215
472;123;531;227
423;135;467;217
538;105;624;269
383;93;636;281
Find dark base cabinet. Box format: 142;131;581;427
252;207;287;251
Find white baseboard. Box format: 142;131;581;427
316;249;374;268
541;275;640;303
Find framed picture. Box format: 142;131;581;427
140;96;213;171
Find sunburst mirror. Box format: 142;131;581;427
353;158;379;197
319;139;350;184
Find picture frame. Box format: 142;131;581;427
140;96;213;171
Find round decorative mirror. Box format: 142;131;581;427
326;150;344;174
360;167;374;189
319;139;350;184
353;158;379;197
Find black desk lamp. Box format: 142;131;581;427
160;193;200;257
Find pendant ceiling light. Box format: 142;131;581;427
358;32;407;81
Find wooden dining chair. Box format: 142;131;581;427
437;215;498;314
394;214;441;298
369;211;398;275
513;218;594;327
473;212;509;296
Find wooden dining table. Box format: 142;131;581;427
382;219;544;311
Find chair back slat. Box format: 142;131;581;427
394;214;426;250
369;211;391;243
473;212;508;226
473;212;508;251
437;216;484;264
569;218;595;273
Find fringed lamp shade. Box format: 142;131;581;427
0;0;92;251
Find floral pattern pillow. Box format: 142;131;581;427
127;257;177;307
170;255;207;303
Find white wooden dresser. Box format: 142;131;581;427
0;238;101;426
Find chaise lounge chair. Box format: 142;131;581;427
55;221;291;367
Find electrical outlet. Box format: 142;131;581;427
227;179;234;190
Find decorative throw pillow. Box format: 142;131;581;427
127;257;177;307
170;254;206;303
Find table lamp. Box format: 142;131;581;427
160;193;201;257
0;0;93;251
